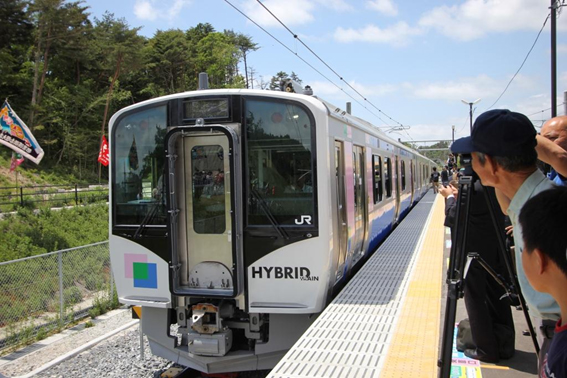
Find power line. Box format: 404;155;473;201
485;13;550;110
222;0;391;125
252;0;407;129
527;101;566;117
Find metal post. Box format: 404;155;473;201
109;256;114;301
468;103;473;134
551;0;557;117
564;90;566;116
20;187;23;207
59;251;64;324
75;184;78;205
452;125;455;144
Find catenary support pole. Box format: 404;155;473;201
551;0;557;117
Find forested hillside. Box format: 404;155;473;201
1;0;262;184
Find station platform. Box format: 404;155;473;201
268;191;538;378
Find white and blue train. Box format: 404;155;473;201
108;78;435;374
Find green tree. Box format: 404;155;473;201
28;0;90;129
93;13;144;138
195;33;242;88
223;30;259;89
269;71;302;91
142;29;191;96
0;0;33;111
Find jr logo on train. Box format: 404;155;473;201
108;75;435;374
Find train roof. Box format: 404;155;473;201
108;88;431;161
313;96;430;160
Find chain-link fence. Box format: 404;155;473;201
0;241;114;353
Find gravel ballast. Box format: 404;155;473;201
0;309;269;378
0;309;174;378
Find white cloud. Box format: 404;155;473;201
313;0;353;12
134;0;191;21
241;0;354;28
334;22;423;46
134;1;157;21
366;0;398;17
418;0;552;41
409;74;535;102
168;0;191;19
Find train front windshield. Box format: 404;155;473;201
112;105;167;226
244;99;316;226
111;95;317;231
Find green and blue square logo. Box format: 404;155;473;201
124;253;158;289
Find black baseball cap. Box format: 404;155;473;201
451;109;537;156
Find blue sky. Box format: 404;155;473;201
84;0;567;144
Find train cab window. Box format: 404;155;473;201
401;160;406;191
191;145;226;234
384;157;392;198
372;154;383;203
112;105;168;226
244;98;316;226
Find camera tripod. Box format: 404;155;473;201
437;171;539;377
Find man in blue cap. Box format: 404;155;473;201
451;109;559;368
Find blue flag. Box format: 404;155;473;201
0;100;44;164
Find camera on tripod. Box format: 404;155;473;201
458;154;474;177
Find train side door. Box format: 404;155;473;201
410;160;415;204
352;145;366;257
394;156;401;221
333;141;347;282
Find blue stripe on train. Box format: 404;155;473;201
367;205;395;255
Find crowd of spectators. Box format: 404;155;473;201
438;111;567;376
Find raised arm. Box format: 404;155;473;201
536;134;567;177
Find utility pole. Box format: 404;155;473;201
551;0;557;117
452;125;455;144
564;90;567;116
462;99;481;134
249;67;256;89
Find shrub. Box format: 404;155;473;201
63;286;83;307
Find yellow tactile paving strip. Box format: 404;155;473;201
380;194;446;377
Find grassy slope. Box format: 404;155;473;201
0;150;109;262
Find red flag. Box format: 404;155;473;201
10;152;24;172
98;135;109;166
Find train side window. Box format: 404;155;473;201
401;160;406;191
384;157;392;198
353;152;358;208
372;154;383;203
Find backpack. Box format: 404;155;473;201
431;172;439;182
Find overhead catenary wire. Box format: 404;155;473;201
222;0;392;126
253;0;407;130
527;101;566;117
485;13;551;110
